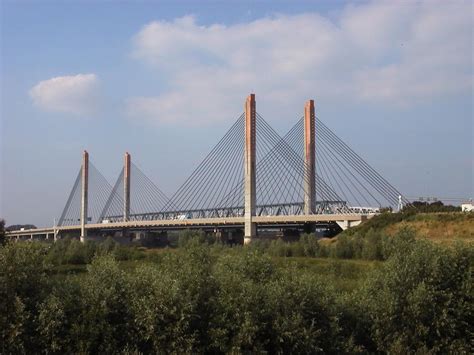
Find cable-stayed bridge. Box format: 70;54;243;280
7;94;409;243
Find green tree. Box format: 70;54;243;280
0;243;50;353
0;219;5;246
178;229;215;247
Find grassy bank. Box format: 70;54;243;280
342;211;474;244
386;213;474;243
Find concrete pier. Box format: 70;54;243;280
244;94;257;244
124;152;131;222
80;150;89;242
304;100;316;215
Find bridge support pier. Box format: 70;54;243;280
122;152;131;239
122;228;133;241
244;94;257;244
213;228;223;242
80;150;89;243
303;222;315;234
304;99;316;215
214;228;244;245
124;152;131;222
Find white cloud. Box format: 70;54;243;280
128;1;472;125
29;74;99;115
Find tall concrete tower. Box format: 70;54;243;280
80;150;89;242
244;94;256;244
124;152;131;222
304;100;316;215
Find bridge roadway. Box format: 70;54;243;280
6;214;369;238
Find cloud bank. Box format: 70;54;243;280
127;1;472;125
29;74;99;116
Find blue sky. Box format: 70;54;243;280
1;0;472;227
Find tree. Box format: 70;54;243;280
0;243;50;353
0;219;5;246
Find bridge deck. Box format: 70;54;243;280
6;214;369;237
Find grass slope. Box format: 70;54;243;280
344;212;474;244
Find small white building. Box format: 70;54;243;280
461;202;473;212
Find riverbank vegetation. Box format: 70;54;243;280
1;227;472;354
341;211;473;244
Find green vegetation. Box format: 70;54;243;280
0;219;5;246
45;236;144;266
341;210;474;243
406;201;461;213
1;228;472;354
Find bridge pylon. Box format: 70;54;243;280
80;150;89;242
304;100;316;215
124;152;131;221
244;94;256;244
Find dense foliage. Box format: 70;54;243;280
1;228;472;354
0;219;5;246
44;237;144;265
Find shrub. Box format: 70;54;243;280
46;237;96;265
359;238;473;353
65;239;96;264
178;229;215;247
330;234;360;259
0;243;50;353
2;233;472;353
0;219;5;246
130;243;218;353
267;239;292;257
299;233;321;257
74;255;136;353
98;236;117;254
37;294;67;353
361;229;385;260
211;251;342;352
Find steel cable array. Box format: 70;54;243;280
99;163;171;221
58;111;408;224
58;162;113;226
211;113;345;213
162;114;246;213
284;116;408;209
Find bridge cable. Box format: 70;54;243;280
58;168;82;226
317;127;398;206
316;118;408;205
182;116;244;211
165;114;245;213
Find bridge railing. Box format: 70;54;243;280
98;200;362;223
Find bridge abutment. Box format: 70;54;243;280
244;94;257;244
